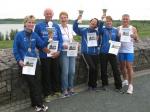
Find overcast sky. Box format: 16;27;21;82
0;0;150;20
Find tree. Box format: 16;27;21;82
10;29;18;40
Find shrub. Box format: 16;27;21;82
10;29;18;40
0;32;4;41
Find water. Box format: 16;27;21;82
0;24;88;33
0;24;23;34
0;24;88;39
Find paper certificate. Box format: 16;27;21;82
67;42;78;57
87;32;97;47
22;56;37;75
47;41;58;57
120;28;131;42
108;41;121;55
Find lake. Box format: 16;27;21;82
0;24;88;38
0;24;23;34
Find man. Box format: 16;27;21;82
34;8;63;102
118;14;139;94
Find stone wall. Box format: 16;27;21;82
0;38;150;109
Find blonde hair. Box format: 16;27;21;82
59;11;68;18
106;16;113;21
24;15;35;27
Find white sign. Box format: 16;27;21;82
67;42;78;57
120;28;131;42
108;41;121;55
87;32;97;47
47;41;59;57
22;56;37;75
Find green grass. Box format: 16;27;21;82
0;20;150;49
0;40;13;49
0;36;81;49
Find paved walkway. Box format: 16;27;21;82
2;69;150;112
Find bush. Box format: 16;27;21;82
0;32;4;41
5;32;9;40
10;29;18;40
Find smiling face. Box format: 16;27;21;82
24;15;35;31
59;11;68;26
105;16;113;28
89;18;99;29
44;8;54;22
122;14;130;27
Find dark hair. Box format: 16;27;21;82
90;18;99;28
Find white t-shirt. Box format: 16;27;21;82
59;24;76;51
119;25;134;53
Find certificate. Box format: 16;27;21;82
87;32;97;47
67;42;78;57
120;28;131;42
22;56;37;75
47;41;58;57
108;41;121;55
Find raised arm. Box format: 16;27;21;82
73;15;83;36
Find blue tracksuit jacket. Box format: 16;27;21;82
34;20;63;58
99;26;119;54
13;30;45;62
73;20;100;55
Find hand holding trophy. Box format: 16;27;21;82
78;10;84;23
102;9;107;21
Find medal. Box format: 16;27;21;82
28;48;31;52
109;40;112;44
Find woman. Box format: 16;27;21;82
59;11;77;97
98;16;122;91
73;15;100;90
13;15;49;111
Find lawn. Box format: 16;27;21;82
0;20;150;49
0;40;13;49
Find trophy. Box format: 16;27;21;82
47;27;54;42
78;10;84;23
102;9;107;16
47;21;54;42
79;10;84;16
102;9;107;21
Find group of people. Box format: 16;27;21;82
13;8;139;112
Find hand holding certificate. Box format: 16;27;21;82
67;42;78;57
108;41;121;55
120;28;132;42
22;56;37;75
47;41;59;57
87;32;97;47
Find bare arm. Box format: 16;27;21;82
131;27;139;42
